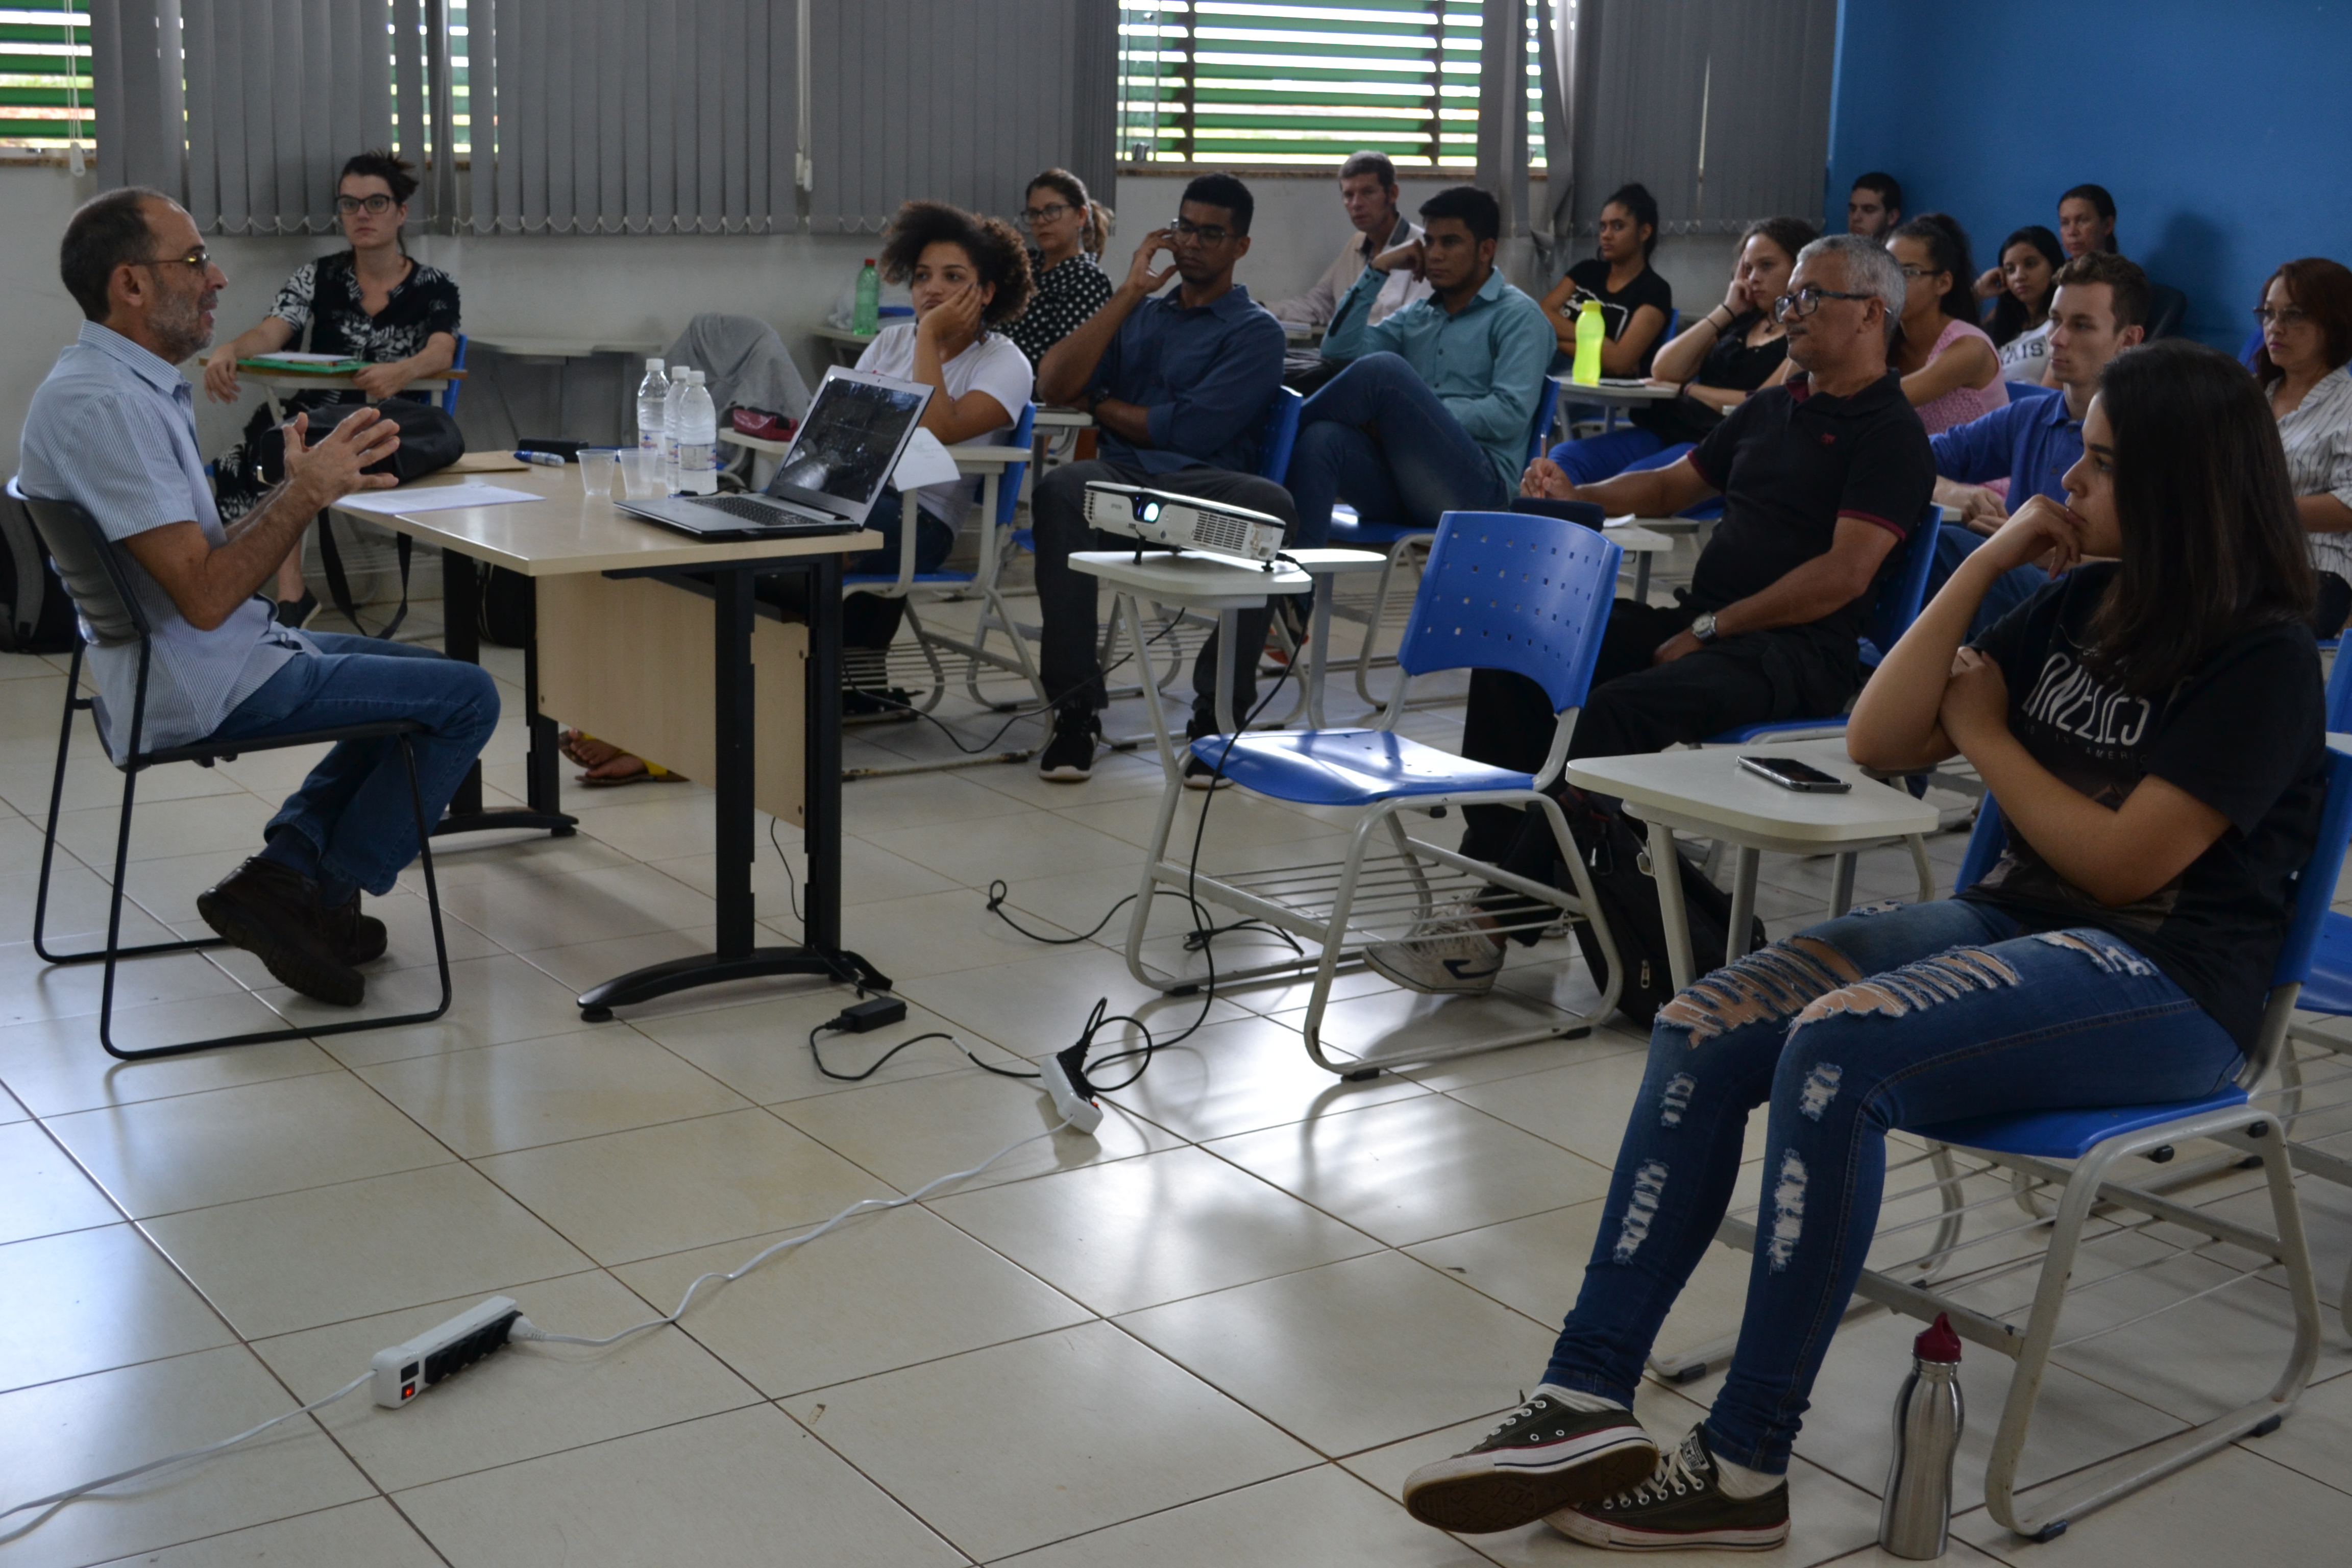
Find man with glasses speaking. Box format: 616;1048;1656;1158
1030;173;1290;783
1370;234;1934;994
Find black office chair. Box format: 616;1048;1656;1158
2145;283;2188;340
11;479;452;1061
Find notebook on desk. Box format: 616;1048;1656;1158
616;366;934;541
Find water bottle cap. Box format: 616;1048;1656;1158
1580;299;1601;313
647;357;663;371
1914;1312;1962;1363
864;257;876;266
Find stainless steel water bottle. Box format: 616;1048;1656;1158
1879;1312;1965;1559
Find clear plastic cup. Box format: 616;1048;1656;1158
620;447;666;498
579;448;620;497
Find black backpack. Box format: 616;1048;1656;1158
0;483;78;653
1554;786;1765;1031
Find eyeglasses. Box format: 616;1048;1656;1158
1895;264;1940;280
1167;217;1232;245
136;247;212;272
1771;286;1877;322
2253;306;2312;328
335;194;398;215
1021;202;1072;225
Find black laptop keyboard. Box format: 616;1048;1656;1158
689;495;797;523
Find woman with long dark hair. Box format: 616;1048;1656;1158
1540;181;1672;376
1973;224;2065;383
1399;338;2326;1551
2253;256;2352;635
1887;212;2005;432
204;150;459;625
2059;183;2119;257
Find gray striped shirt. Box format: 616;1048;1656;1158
19;322;310;755
2276;364;2352;582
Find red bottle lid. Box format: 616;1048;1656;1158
1914;1311;1962;1363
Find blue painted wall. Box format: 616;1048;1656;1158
1827;0;2352;349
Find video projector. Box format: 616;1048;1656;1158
1083;482;1287;567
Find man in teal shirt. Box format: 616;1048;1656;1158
1286;185;1554;546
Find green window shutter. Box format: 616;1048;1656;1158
0;2;92;155
1120;1;1545;170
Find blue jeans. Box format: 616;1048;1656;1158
1285;351;1510;547
1541;898;2241;1474
1927;527;2048;639
210;632;501;896
1548;426;1667;485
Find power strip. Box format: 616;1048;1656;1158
371;1295;523;1407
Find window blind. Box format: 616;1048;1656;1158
0;2;90;157
1117;1;1545;171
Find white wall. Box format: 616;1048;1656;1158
0;163;1746;471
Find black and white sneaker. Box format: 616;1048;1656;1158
1184;716;1236;791
1402;1391;1657;1536
1037;706;1100;782
1546;1425;1790;1551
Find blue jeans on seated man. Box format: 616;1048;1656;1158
1539;897;2240;1475
1927;526;2048;639
1286;351;1512;547
1545;429;1696;487
209;632;500;903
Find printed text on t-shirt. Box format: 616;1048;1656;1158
2020;651;2152;755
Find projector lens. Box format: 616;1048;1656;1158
1141;502;1161;522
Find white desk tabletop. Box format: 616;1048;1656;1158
1281;547;1389;576
327;463;878;578
471;337;667;360
1033;406;1095;429
1564;737;1939;849
1072;549;1310;608
1551;377;1681;403
1602;520;1674;554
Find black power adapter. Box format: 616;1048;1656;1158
831;996;909;1033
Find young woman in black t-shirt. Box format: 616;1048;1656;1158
204;151;461;625
1397;340;2327;1550
1538;182;1672;377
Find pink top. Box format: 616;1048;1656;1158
1909;317;2007;435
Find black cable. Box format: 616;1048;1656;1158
768;815;805;928
807;1020;1040;1082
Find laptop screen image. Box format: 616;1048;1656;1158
768;375;928;509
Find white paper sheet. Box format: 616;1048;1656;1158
338;483;546;517
891;427;962;491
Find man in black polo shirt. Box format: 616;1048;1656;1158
1368;234;1934;996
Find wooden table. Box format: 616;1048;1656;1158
329;464;891;1016
1563;737;1941;991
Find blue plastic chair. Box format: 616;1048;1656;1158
1659;746;2349;1540
1258;384;1303;482
1526;376;1560;465
842;401;1046;712
2240;327;2266;370
1118;511;1629;1074
439;333;467;416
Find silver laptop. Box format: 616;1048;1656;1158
616;365;935;540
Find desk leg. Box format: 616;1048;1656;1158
1214;609;1238;737
432;552;577;840
1307;575;1335;730
1724;845;1758;968
1632;553;1652;604
1648;819;1696;995
577;555;891;1020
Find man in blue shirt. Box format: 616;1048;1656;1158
1031;173;1289;783
1926;251;2147;634
19;189;498;1008
1285;185;1553;550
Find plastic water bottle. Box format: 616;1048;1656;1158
676;371;718;496
663;364;692;491
635;358;670;461
1572;298;1606;385
853;258;881;335
1879;1313;1965;1559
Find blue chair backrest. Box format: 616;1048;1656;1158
1958;745;2352;990
1258;385;1303;482
2145;284;2187;341
1525;377;1560;465
1862;505;1946;656
1396;510;1621;713
2325;638;2352;732
440;333;467;416
996;401;1037;526
2239;328;2265;370
2004;380;2060;405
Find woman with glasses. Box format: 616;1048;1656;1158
2255;258;2352;636
1002;167;1115;369
203;151;460;626
1886;213;2005;434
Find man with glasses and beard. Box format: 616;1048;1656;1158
1365;234;1935;997
17;188;499;1009
1030;173;1290;784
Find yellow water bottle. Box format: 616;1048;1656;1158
1572;298;1605;385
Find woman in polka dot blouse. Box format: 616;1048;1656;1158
1005;167;1116;369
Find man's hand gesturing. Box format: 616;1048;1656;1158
282;409;402;508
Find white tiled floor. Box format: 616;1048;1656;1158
5;580;2352;1568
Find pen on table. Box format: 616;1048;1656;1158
514;450;566;467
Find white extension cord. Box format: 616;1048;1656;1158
1;1116;1080;1532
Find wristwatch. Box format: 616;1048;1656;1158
1690;611;1719;643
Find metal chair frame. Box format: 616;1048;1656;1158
15;482;453;1061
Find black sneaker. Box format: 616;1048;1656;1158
843;685;917;723
1184;716;1236;792
197;858;365;1006
1037;706;1100;782
1401;1392;1657;1535
277;588;320;629
1547;1425;1791;1552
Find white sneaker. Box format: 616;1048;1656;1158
1363;903;1505;995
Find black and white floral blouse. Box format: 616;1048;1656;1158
1003;249;1113;369
266;251;461;412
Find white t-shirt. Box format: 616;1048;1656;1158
1998;318;2052;385
853;324;1033;530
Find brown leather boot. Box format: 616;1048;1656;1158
196;858;364;1006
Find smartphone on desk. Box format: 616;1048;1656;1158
1738;754;1852;793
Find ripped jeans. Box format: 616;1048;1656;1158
1538;897;2243;1475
